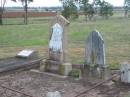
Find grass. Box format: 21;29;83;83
0;14;130;67
0;22;48;46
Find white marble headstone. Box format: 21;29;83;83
49;23;63;52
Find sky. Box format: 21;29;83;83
5;0;124;7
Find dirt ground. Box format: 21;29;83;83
0;70;130;97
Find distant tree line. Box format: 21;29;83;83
124;0;130;17
0;0;33;25
60;0;113;21
0;0;129;25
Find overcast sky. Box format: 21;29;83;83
5;0;124;7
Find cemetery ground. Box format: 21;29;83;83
0;70;130;97
0;13;130;97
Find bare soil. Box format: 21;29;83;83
0;71;130;97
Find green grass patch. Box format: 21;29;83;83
109;62;120;70
69;69;81;78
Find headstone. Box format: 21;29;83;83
84;30;107;79
85;30;105;66
120;62;130;83
45;15;70;73
49;15;69;62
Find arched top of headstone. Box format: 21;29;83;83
88;30;104;42
51;15;70;26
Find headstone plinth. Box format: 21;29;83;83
43;15;70;74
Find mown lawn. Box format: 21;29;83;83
0;14;130;68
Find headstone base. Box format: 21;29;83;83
82;65;110;83
40;59;72;76
59;63;72;76
44;60;61;74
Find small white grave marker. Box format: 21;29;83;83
44;15;70;74
17;49;35;58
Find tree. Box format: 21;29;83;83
79;0;89;21
79;0;95;21
0;0;6;25
99;1;113;19
60;0;113;20
124;0;130;17
60;0;79;19
95;0;113;19
12;0;33;24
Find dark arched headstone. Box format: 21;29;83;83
85;30;105;67
84;30;108;79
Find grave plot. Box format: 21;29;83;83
0;50;42;74
42;15;72;76
0;15;130;97
0;71;130;97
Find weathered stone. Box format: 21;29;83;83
59;63;72;76
49;15;69;63
45;15;69;73
69;69;82;79
120;62;130;83
84;30;108;79
45;60;62;73
85;30;105;67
